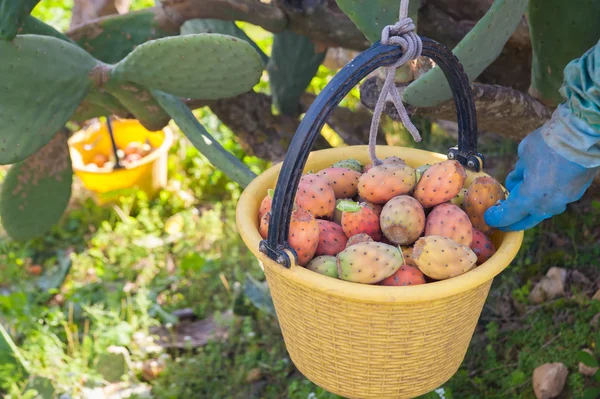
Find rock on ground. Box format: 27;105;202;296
532;362;568;399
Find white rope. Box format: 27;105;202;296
368;0;422;166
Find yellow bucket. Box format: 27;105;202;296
236;38;524;398
236;146;523;399
68;119;173;205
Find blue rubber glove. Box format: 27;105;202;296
484;40;600;232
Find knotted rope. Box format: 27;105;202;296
368;0;423;166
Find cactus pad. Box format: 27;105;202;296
152;90;256;187
104;81;170;131
335;0;420;43
181;19;268;65
70;9;174;64
528;0;600;106
403;0;527;107
0;35;98;164
0;132;72;241
19;16;75;43
0;0;40;40
267;30;326;116
111;34;264;99
71;89;130;122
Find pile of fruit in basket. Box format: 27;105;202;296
86;141;155;170
258;157;506;286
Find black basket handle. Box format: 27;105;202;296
259;37;483;268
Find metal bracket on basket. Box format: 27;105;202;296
259;37;483;268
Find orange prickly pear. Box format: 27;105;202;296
295;173;336;219
413;160;467;208
380;265;426;286
424;203;473;246
258;189;274;223
316;167;362;199
463;176;506;235
337;199;382;241
345;233;374;248
358;164;416;204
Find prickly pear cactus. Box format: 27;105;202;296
181;19;268;65
0;0;40;40
70;9;174;64
528;0;600;106
403;0;528;107
267;30;326;116
152;90;257;187
71;89;130;123
19;16;75;43
0;35;98;164
0;132;72;241
111;34;264;99
335;0;420;43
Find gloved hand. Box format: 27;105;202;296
485;40;600;232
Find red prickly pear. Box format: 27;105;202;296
258;189;274;223
336;242;403;284
332;158;363;173
380;195;425;245
306;255;338;278
337;199;382;241
288;208;320;266
463;176;506;235
315;220;348;256
401;246;418;268
425;203;473;246
363;156;406;173
358;164;416;204
380;265;426;286
412;235;477;280
295;173;336;219
413;160;467;208
316;167;362;199
345;233;374;248
470;228;496;265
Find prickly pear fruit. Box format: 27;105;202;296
415;164;431;183
306;256;338;278
338;200;382;241
336;242;403;284
463;176;506;235
295;174;336;219
315;220;348;256
425;203;473;246
412;236;478;280
470;228;497;265
345;233;374;248
450;188;468;208
289;208;320;266
333;158;363;172
259;212;270;239
363;156;407;173
316;167;362;199
413;160;467;208
358;164;416;204
401;246;418;268
380;195;425;245
380;265;426;286
333;198;346;224
258;189;274;223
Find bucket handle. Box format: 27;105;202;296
259;37;483;268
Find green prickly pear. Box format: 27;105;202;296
470;228;497;265
358;164;416;204
332;158;363;172
316;167;362;199
345;233;374;248
425;203;473;246
336;242;404;284
412;236;478;280
315;220;348;256
413;160;467;208
337;199;382;241
295;173;336;219
306;256;338;278
333;198;346;225
380;195;425;245
380;265;426;286
463;176;506;235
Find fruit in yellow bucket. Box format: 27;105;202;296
85;140;155;170
91;154;109;168
259;156;502;286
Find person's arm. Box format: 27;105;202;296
484;40;600;232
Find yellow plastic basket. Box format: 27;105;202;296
236;38;524;398
68;119;173;205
